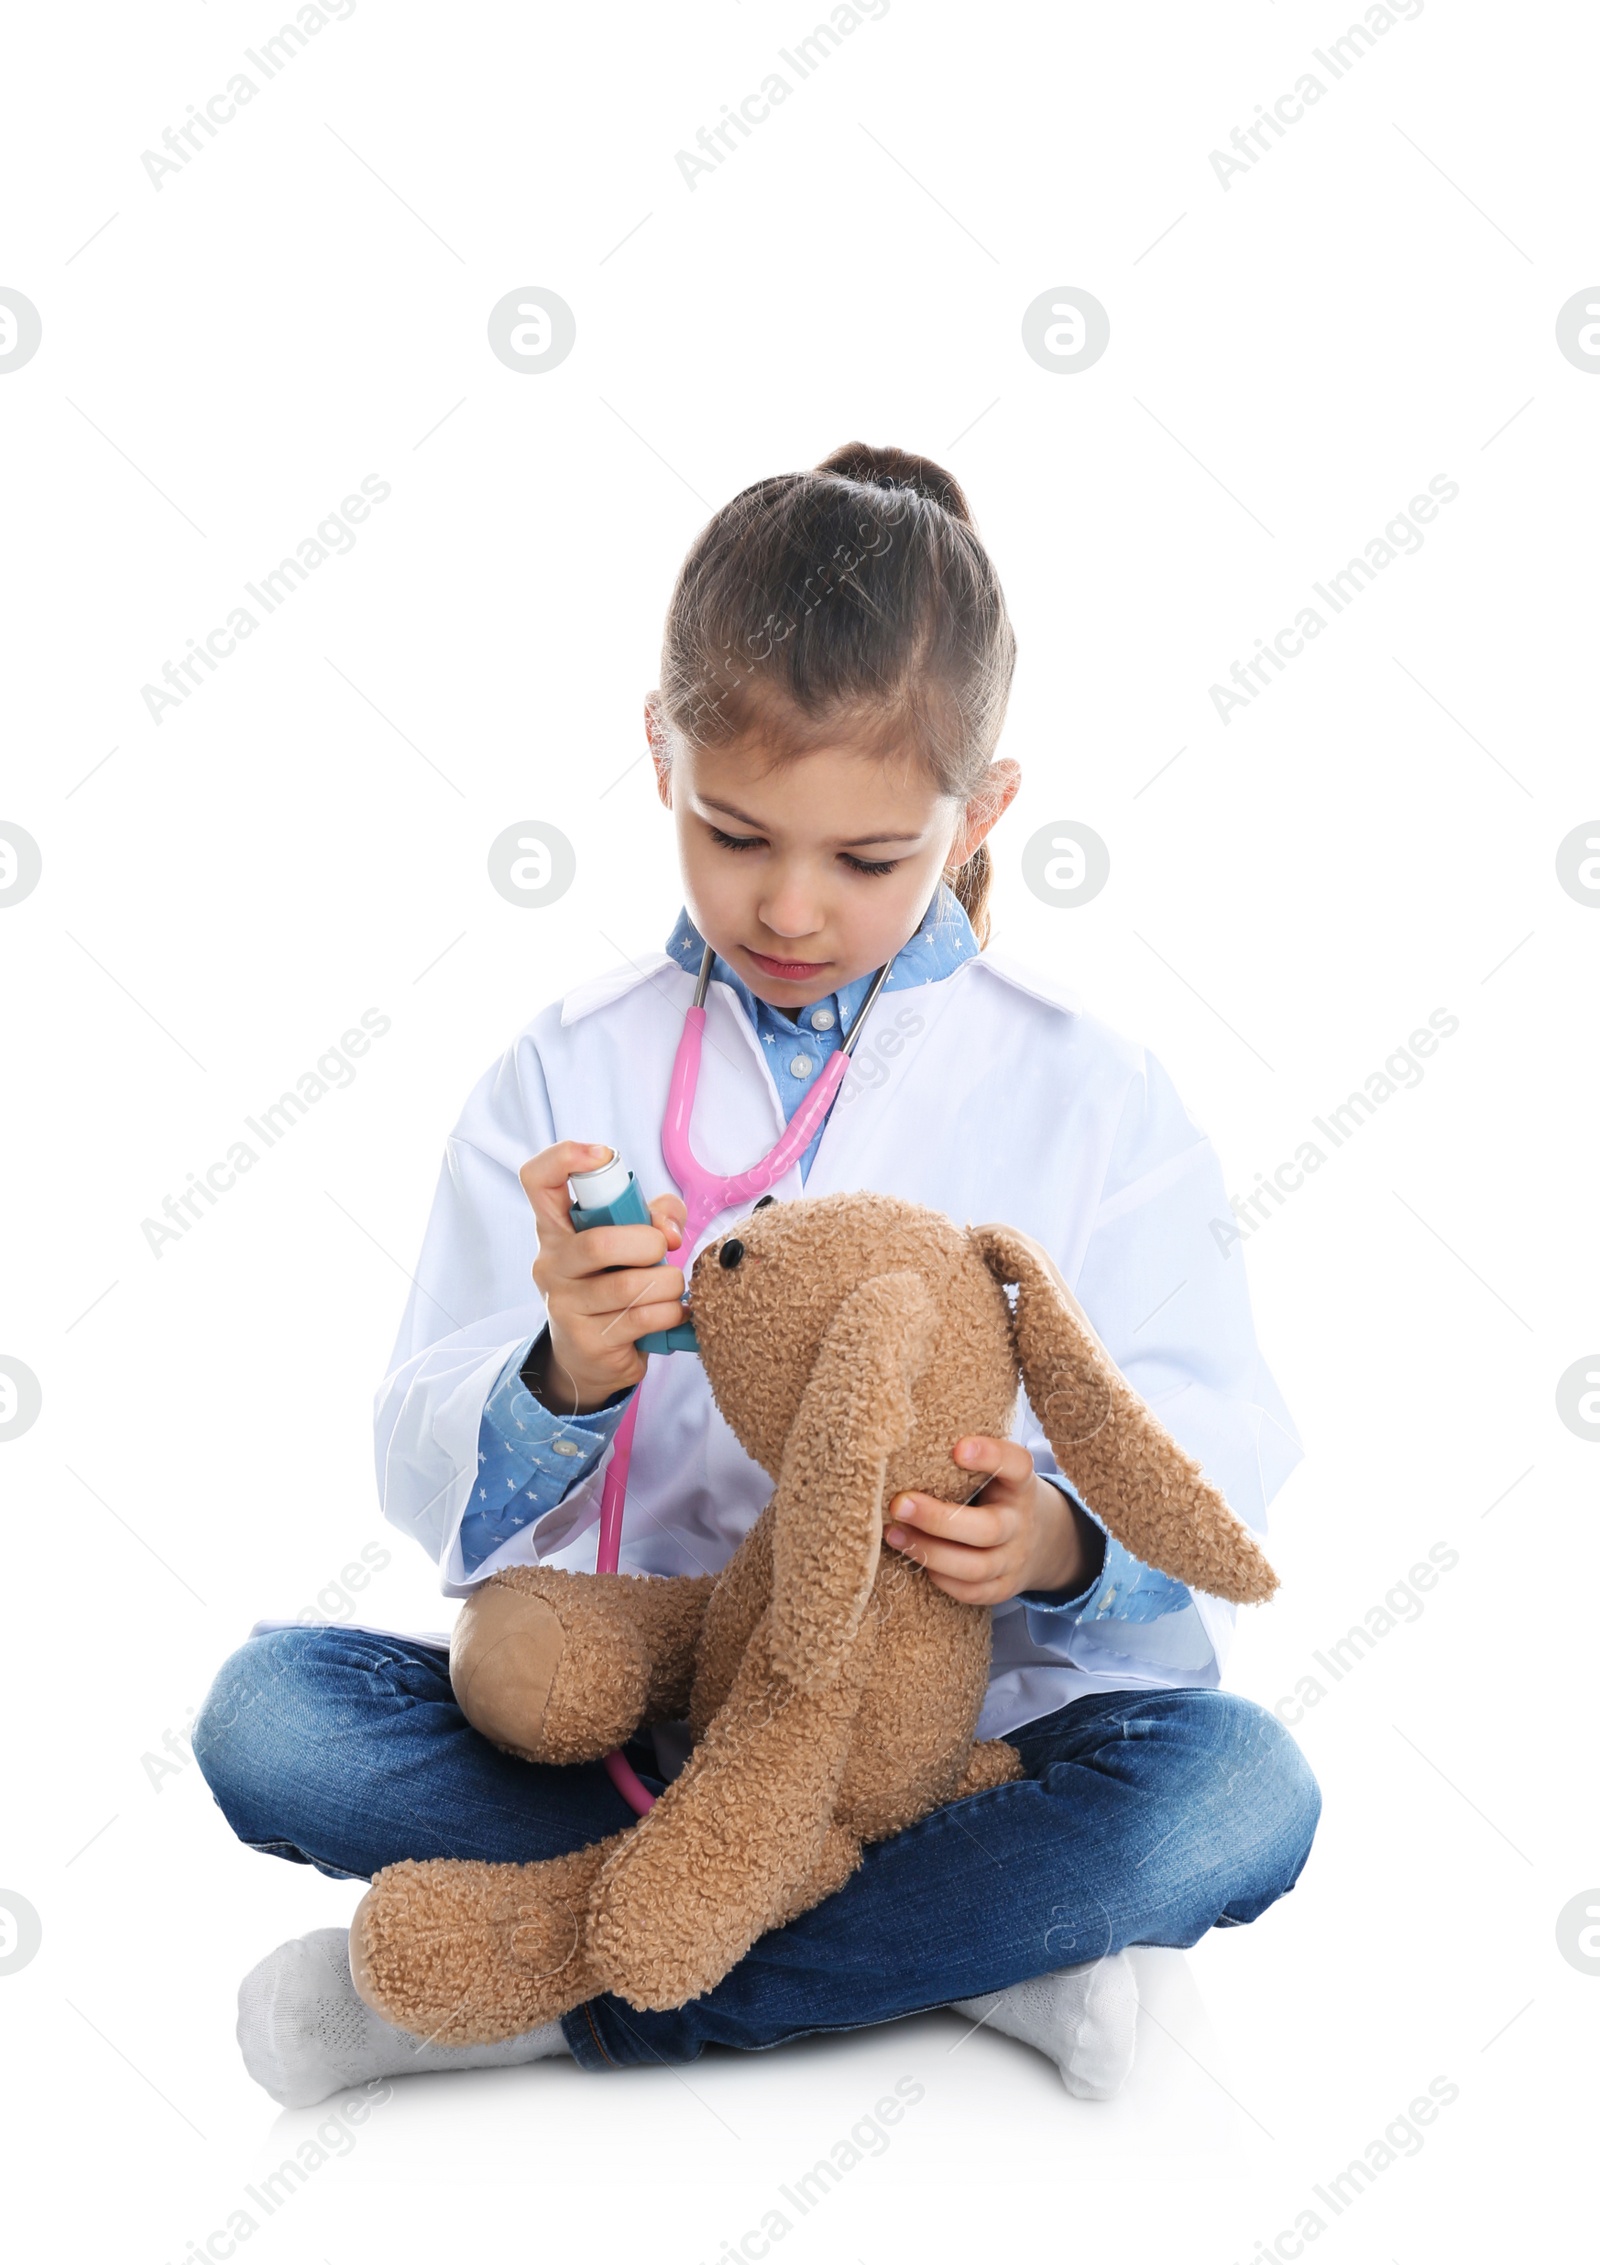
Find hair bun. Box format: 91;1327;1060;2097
814;441;972;525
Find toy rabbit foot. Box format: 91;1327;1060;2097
450;1566;716;1767
349;1837;622;2045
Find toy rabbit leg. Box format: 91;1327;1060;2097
351;1576;715;2043
346;1555;888;2040
349;1555;884;2043
586;1272;940;2011
586;1592;884;2011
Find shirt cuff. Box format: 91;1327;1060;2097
460;1334;636;1578
1018;1476;1196;1627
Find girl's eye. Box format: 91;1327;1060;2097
707;822;896;877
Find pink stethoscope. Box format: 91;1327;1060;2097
596;941;894;1814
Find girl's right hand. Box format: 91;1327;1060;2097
518;1142;688;1414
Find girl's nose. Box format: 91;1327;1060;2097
757;868;825;940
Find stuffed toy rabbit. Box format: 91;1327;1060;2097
347;1191;1277;2042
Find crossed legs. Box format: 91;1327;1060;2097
194;1626;1320;2070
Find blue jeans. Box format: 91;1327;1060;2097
192;1626;1320;2071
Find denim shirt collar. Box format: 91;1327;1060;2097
663;883;978;1035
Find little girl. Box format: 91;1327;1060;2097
194;442;1320;2108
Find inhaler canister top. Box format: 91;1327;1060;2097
567;1149;632;1209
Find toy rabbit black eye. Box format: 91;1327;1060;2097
753;1195;776;1211
719;1238;745;1269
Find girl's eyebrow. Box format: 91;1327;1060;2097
698;794;926;848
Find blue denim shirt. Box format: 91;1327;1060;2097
458;892;1193;1635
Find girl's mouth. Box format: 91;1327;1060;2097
745;948;830;982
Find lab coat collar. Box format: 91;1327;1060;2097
971;944;1085;1019
558;948;679;1027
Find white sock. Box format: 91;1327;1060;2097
236;1927;570;2109
951;1951;1139;2100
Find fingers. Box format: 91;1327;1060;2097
884;1492;1016;1551
880;1512;1019;1604
545;1222;677;1278
592;1297;689;1347
882;1495;1021;1599
883;1437;1041;1602
542;1273;686;1408
882;1522;1013;1587
648;1191;687;1251
519;1148;687;1266
950;1433;1037;1487
563;1264;686;1322
882;1437;1033;1542
516;1149;695;1406
519;1142;611;1237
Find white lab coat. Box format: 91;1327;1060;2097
374;946;1302;1739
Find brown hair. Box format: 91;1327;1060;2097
655;442;1017;946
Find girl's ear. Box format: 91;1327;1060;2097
967;1221;1279;1605
950;756;1021;864
645;692;673;805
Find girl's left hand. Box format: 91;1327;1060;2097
883;1435;1099;1606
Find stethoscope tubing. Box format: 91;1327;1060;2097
596;942;893;1816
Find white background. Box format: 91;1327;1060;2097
2;0;1596;2257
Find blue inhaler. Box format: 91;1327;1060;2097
567;1149;698;1355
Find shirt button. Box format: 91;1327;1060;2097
809;1007;836;1030
551;1438;583;1457
789;1054;815;1078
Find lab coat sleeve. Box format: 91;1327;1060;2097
1007;1047;1302;1684
372;1032;625;1589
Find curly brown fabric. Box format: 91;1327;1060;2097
349;1192;1277;2043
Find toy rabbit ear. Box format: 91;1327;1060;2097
768;1270;939;1692
967;1222;1278;1605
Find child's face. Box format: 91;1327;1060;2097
654;729;1011;1010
